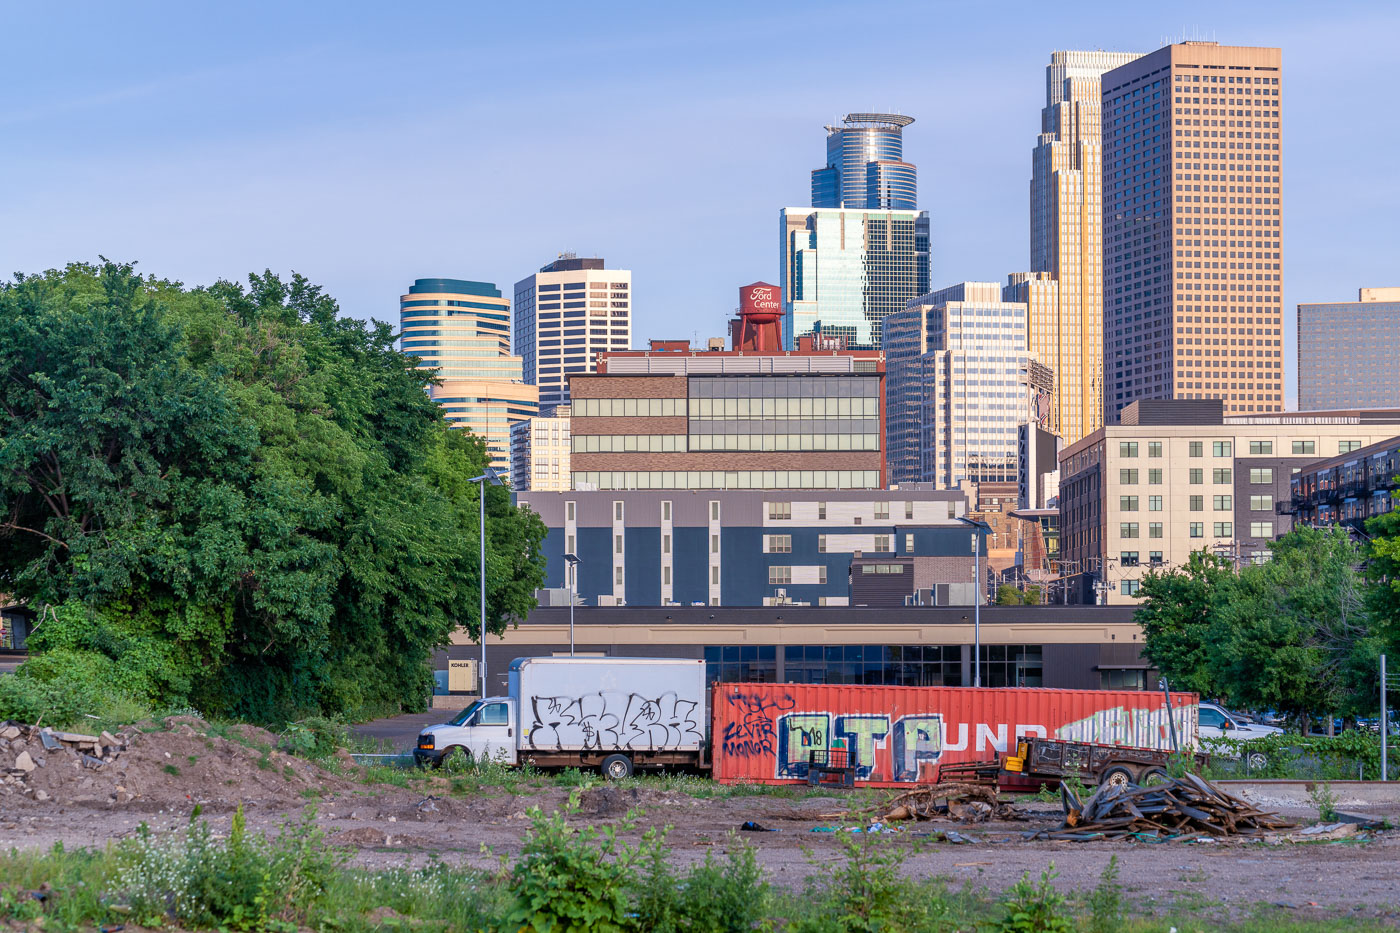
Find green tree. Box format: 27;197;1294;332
0;261;545;723
1207;526;1375;725
1365;494;1400;652
1134;549;1235;697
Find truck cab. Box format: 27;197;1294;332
415;696;517;767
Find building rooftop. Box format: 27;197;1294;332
1289;434;1400;476
407;278;501;298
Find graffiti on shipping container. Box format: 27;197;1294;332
526;692;704;750
750;702;1193;782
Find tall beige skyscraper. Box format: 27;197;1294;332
1102;43;1284;421
1031;50;1141;444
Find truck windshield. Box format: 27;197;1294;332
449;701;483;727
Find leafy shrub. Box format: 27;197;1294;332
501;794;645;932
115;805;346;930
789;829;946;933
1084;855;1122;933
1309;782;1339;822
281;716;349;760
995;864;1073;933
635;831;769;933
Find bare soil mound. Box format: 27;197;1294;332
2;720;357;813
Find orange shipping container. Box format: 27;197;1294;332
710;683;1198;786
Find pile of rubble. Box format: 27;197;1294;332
1028;773;1294;841
822;782;1027;824
1;722;130;804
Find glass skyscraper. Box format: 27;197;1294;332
812;113;918;210
780;207;930;350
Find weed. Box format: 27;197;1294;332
995;864;1073;933
187;754;199;763
789;828;945;933
1309;782;1339;822
283;764;296;780
1085;855;1122;933
257;753;272;770
636;830;770;933
163;763;181;776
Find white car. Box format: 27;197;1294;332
1197;702;1282;771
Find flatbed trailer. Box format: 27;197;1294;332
1004;735;1209;788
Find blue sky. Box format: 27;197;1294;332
2;1;1396;408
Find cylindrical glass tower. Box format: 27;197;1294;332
811;113;917;210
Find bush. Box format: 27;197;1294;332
280;716;349;760
789;829;946;933
635;831;770;933
1084;855;1122;933
115;805;346;930
995;864;1073;933
0;649;153;729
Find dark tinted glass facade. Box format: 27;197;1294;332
811;113;918;211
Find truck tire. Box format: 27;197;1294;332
1099;765;1135;788
438;747;472;771
1139;767;1170;786
601;754;634;780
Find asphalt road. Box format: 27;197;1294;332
351;711;451;751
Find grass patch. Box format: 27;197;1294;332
162;764;180;776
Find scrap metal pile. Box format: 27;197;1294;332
822;782;1027;823
1030;773;1294;841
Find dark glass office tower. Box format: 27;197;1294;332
811;113;917;210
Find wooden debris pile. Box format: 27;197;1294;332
821;782;1027;823
1028;773;1294;841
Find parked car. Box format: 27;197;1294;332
1197;702;1281;770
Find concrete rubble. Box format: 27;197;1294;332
1;721;130;804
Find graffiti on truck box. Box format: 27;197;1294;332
526;691;705;750
737;700;1194;782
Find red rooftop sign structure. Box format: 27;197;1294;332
732;282;783;352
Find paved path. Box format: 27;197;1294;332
351;711;448;751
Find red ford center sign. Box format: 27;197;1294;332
739;282;781;321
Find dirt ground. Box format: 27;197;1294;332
4;720;1400;919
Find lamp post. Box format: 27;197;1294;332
955;516;992;687
469;467;504;697
563;553;581;656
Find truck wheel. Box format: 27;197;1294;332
1099;765;1135;788
440;747;472;772
601;754;634;780
1139;767;1170;786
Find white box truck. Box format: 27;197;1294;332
414;656;707;779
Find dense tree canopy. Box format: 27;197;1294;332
0;262;546;722
1136;526;1389;724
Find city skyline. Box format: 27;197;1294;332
2;2;1397;409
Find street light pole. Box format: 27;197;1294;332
955;516;993;688
564;553;581;656
469;467;504;698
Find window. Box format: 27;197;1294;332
478;703;509;726
711;565;720;584
1249;441;1272;455
1250;468;1274;484
978;645;1043;688
614;534;623;554
661;500;671;521
1120;469;1139;484
817;535;828;553
615;566;624;585
1214;522;1233;537
1249;521;1274;538
818;502;827;520
1149;522;1163;538
566;534;575;553
1149;496;1162;511
1149;551;1163;566
1190;522;1204;538
1214;495;1232;511
1120;522;1139;539
710;500;720;521
1292;440;1316;455
1189;468;1203;484
1121;579;1141;596
1250;495;1273;511
1190;495;1204;511
873;502;889;520
1213;441;1232;457
710;534;720;554
768;502;791;520
1339;440;1362;454
873;535;891;552
904;502;914;520
1189;441;1204;457
662;566;671;584
1213;468;1232;484
1148;441;1163;458
818;566;828;585
769;566;792;585
1149;469;1163;484
662;533;671;554
614;501;623;521
905;533;914;551
1102;669;1148;690
565;501;576;522
1120;495;1139;511
1120;551;1140;567
1198;706;1225;729
1119;441;1139;457
766;534;791;554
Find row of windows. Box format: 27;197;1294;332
690;433;880;452
573;398;685;417
1118;438;1352;458
767;566;828;585
573;434;684;453
572;471;882;490
703;645;1046;689
1118;520;1274;540
690;397;878;419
